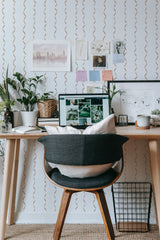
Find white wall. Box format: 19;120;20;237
0;0;159;224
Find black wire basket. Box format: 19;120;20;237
111;182;152;232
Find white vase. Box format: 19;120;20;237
20;111;38;126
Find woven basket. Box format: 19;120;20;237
38;99;57;118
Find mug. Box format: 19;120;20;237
137;115;150;128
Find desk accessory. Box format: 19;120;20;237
118;114;128;126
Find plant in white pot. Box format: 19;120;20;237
8;72;43;126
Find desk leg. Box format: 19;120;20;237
148;140;160;232
8;139;20;225
0;139;16;240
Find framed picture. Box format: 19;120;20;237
118;114;128;126
108;80;160;124
29;40;71;71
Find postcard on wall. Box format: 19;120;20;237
93;55;107;68
29;40;71;71
75;40;88;60
85;82;103;93
90;41;110;55
76;70;87;82
89;70;100;81
102;70;113;81
112;40;125;64
113;54;124;64
113;40;125;55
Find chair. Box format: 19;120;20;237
38;134;128;240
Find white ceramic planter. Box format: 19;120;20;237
20;110;38;126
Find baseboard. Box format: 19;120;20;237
14;212;104;224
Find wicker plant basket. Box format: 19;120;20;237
38;99;57;118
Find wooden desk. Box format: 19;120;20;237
0;127;160;239
116;126;160;233
0;132;47;240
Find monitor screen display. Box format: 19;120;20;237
59;93;110;128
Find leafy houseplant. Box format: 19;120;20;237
151;98;160;126
0;68;14;112
0;68;15;127
38;91;53;101
102;83;124;113
7;72;43;111
151;98;160;115
7;72;44;126
37;91;57;118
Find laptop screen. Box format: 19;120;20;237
59;93;110;128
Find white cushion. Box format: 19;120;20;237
45;125;81;134
49;163;114;178
45;114;116;178
83;114;116;134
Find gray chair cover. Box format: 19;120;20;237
38;134;128;189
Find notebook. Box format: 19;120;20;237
59;93;110;129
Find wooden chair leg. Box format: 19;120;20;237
95;189;115;240
53;189;74;240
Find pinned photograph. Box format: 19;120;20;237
113;41;125;55
93;56;106;68
75;40;88;60
85;82;103;93
113;40;125;64
90;41;110;55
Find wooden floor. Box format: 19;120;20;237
4;224;160;240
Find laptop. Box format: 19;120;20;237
59;93;110;129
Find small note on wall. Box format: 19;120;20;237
90;41;110;55
76;70;87;82
75;40;88;60
102;70;113;81
89;70;100;81
112;40;125;64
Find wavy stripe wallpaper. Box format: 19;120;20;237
0;0;159;224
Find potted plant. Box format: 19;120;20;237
102;83;124;113
37;91;57;118
7;72;43;126
0;68;15;127
151;98;160;126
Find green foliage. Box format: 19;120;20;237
0;141;4;157
7;72;43;111
0;68;14;112
151;109;160;115
151;98;160;115
102;83;125;109
157;98;160;104
39;91;53;101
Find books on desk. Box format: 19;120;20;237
38;117;59;126
12;126;42;134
